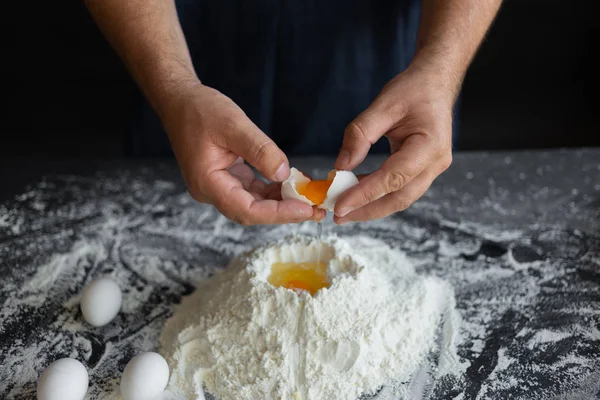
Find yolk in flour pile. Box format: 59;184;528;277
296;180;333;205
268;261;330;295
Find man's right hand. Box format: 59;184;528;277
161;81;324;225
85;1;322;225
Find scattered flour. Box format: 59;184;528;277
2;152;599;399
160;235;459;400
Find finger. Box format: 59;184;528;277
335;99;406;171
227;121;290;182
250;179;268;194
208;170;315;225
189;190;211;204
311;208;327;222
228;163;255;190
245;199;319;225
335;169;435;224
260;181;325;221
248;179;268;201
265;182;283;200
262;182;325;223
334;133;435;217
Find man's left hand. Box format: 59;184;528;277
333;65;456;224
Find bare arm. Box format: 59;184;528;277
85;0;321;225
334;1;503;223
84;0;196;120
413;0;504;99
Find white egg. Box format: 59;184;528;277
281;168;359;212
80;277;122;327
37;358;88;400
120;352;170;400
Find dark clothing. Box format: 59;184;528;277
131;0;459;157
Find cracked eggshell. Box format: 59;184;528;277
281;168;359;212
320;170;359;211
281;168;315;206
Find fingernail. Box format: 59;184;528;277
336;149;350;167
336;207;354;217
274;163;290;182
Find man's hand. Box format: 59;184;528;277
85;0;323;225
333;66;454;224
333;0;502;224
86;0;501;225
164;81;325;225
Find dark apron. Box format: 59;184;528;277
131;0;460;157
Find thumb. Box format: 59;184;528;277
335;100;400;170
228;121;290;182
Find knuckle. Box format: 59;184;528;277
360;189;380;205
253;140;275;166
435;143;450;158
394;197;413;212
212;197;227;213
188;188;202;202
188;189;200;202
440;153;453;171
186;179;206;203
345;121;368;143
231;213;252;226
386;171;407;192
384;100;407;119
220;199;255;226
360;207;378;221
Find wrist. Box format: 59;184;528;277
407;49;466;103
148;73;203;124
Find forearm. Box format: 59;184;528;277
412;0;503;98
85;0;197;120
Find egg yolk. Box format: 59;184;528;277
297;179;333;205
268;261;329;296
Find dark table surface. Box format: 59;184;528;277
1;149;599;400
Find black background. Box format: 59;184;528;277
2;0;599;158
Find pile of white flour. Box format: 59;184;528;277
160;235;459;400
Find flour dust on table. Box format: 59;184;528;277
1;151;600;399
160;235;461;400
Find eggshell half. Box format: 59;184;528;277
320;170;359;211
281;168;358;212
281;168;314;205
